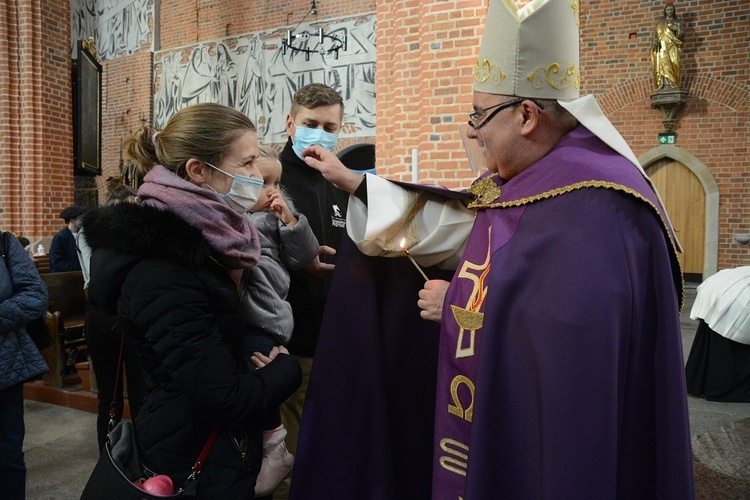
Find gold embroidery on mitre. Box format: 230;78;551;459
572;1;580;26
474;59;505;86
467;175;502;208
527;63;581;91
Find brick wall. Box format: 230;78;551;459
2;0;747;268
41;2;74;237
375;0;483;187
99;51;154;189
375;0;748;268
582;0;749;269
0;0;72;241
0;1;22;230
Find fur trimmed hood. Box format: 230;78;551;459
83;202;210;268
82;203;213;315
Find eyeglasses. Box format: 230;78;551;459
467;98;544;130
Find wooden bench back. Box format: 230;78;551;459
40;271;86;317
34;255;50;274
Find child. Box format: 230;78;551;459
241;145;320;496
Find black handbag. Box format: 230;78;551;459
80;326;218;499
80;420;218;499
0;231;52;351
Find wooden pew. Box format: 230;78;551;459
33;255;50;274
39;271;86;387
41;311;65;387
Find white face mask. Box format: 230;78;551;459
205;162;264;213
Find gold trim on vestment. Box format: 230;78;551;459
468;176;685;311
467;177;502;206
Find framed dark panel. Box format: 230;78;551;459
73;40;102;176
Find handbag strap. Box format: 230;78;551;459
188;430;220;478
108;321;125;424
179;429;219;495
109;321;220;490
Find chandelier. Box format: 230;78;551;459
281;0;347;61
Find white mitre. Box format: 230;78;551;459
473;0;640;169
473;0;678;248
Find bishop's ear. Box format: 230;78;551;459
519;100;541;137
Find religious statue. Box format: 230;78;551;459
651;2;685;89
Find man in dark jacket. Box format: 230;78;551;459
277;83;348;497
49;205;87;272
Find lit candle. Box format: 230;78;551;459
400;238;429;281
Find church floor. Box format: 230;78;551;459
20;283;750;499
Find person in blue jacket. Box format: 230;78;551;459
0;231;49;500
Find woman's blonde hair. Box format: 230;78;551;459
124;103;256;179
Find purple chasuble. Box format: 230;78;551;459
290;235;455;499
432;126;693;498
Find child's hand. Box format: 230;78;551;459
250;345;290;368
270;193;296;226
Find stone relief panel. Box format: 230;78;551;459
71;0;152;60
153;14;376;142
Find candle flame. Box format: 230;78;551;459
400;238;407;251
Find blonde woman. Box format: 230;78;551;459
83;103;301;498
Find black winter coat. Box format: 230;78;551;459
84;203;302;498
279;139;349;357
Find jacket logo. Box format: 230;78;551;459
331;204;345;228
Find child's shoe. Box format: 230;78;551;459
254;425;294;496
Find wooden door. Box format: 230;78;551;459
646;160;705;280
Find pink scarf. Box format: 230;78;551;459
138;165;260;285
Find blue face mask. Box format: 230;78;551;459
292;125;339;160
205;162;264;213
